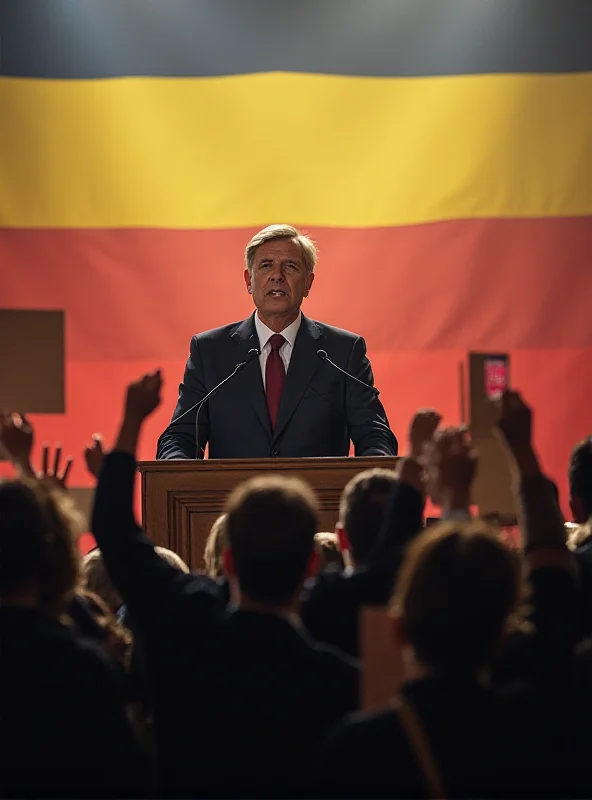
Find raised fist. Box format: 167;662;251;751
124;370;163;422
426;426;477;499
408;408;442;459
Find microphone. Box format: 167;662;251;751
158;348;260;458
193;348;260;457
316;349;379;397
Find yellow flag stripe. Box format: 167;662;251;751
1;71;592;228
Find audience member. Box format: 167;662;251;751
567;436;592;632
568;437;592;531
314;531;345;572
321;517;524;797
203;513;228;578
423;425;476;521
337;469;399;564
0;436;144;797
320;392;592;798
300;410;440;657
2;382;590;799
83;547;124;613
111;545;191;740
91;370;359;795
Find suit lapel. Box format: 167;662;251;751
273;315;323;443
230;314;272;440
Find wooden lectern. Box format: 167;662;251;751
138;457;398;570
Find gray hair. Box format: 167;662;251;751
245;224;318;276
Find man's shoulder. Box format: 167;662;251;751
191;317;252;345
311;318;362;344
1;607;119;684
302;566;377;609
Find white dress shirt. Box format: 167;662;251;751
254;312;302;388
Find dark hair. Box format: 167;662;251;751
339;468;397;564
0;478;81;612
225;476;318;604
569;437;592;518
70;590;133;672
0;481;47;591
394;521;522;673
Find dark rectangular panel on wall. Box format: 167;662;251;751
0;309;65;413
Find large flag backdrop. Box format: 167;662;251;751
1;0;592;517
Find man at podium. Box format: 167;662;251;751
157;224;398;460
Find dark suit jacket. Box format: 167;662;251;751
320;673;592;799
156;313;398;459
320;674;517;798
92;451;360;796
300;481;425;658
574;537;592;634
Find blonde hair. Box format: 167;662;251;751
203;514;228;578
155;546;190;573
82;548;122;613
567;521;592;551
245;224;318;276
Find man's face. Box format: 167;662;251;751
244;237;314;321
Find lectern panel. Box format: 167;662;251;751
138;457;399;570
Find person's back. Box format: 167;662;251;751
320;513;525;798
321;673;512;798
185;608;357;793
1;606;141;797
0;470;142;798
301;468;404;657
301;413;440;657
91;375;360;796
148;477;358;794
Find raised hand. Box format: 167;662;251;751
425;426;477;510
84;434;106;479
408;408;442;458
395;456;425;495
115;370;164;457
124;370;163;423
432;427;477;491
38;442;74;490
493;390;532;450
0;411;34;471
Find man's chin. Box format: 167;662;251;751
261;298;291;312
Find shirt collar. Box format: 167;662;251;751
254;311;302;349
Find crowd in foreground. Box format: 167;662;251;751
1;371;592;798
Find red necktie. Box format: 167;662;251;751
265;333;286;429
